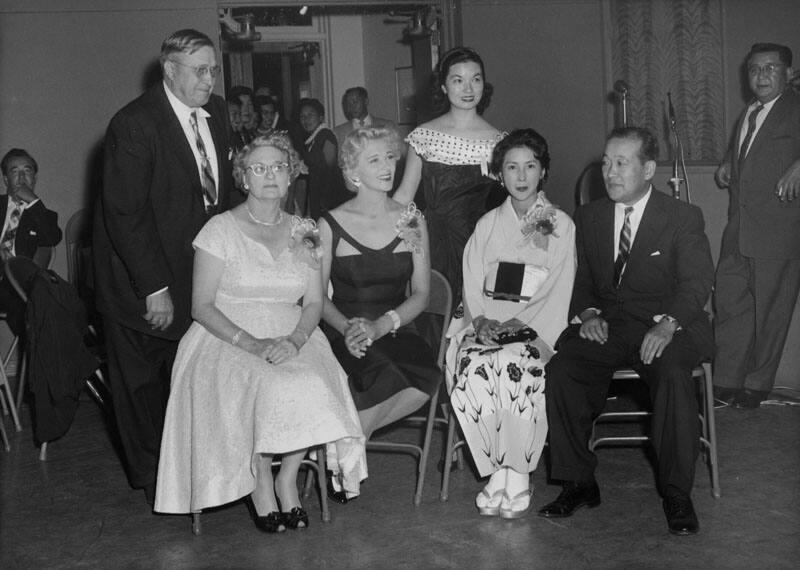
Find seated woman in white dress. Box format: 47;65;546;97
446;129;576;519
155;133;366;534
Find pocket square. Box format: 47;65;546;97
650;250;661;256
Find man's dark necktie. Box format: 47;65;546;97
189;111;218;206
738;103;764;169
0;199;23;260
613;206;634;287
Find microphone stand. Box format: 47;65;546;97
667;93;691;203
620;90;628;127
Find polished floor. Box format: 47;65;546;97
1;388;799;569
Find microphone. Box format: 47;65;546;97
613;80;629;94
667;92;676;126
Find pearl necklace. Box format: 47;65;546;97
246;205;283;226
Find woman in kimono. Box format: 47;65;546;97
446;129;576;519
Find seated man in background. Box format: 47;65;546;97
333;87;396;146
0;148;63;335
540;127;714;536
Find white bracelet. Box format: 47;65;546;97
231;329;244;346
385;310;401;335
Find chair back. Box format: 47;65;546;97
64;208;94;300
575;161;606;208
425;269;453;366
4;256;42;304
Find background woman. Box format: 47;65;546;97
446;129;576;519
155;133;366;533
298;98;348;219
319;127;440;501
394;46;505;308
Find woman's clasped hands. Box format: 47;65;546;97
473;317;527;346
344;317;377;358
249;336;300;364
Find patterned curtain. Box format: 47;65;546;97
228;52;253;88
609;0;725;162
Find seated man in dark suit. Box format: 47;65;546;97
539;127;714;536
0;148;63;335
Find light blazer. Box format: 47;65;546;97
93;84;234;340
0;196;62;257
570;189;714;356
723;88;800;259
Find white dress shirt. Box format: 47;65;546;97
613;186;652;260
163;82;219;208
737;95;780;159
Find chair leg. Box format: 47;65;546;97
440;411;458;502
14;346;26;414
414;391;439;507
192;512;202;535
0;413;10;452
702;362;721;499
0;367;21;432
39;441;48;461
315;446;331;522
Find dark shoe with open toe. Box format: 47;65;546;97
283;506;309;530
254;511;286;534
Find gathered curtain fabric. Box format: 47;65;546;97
609;0;725;162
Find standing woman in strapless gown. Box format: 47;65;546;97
319;127;441;500
393;46;505;308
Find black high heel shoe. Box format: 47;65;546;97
247;497;286;533
255;511;286;534
327;477;355;504
283;506;309;530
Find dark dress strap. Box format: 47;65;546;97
321;211;402;255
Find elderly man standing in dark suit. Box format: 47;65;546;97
539;127;714;536
713;43;800;409
93;29;234;505
0;148;63;335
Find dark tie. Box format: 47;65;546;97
189;111;218;206
613;206;634;287
738;104;764;168
0;198;24;260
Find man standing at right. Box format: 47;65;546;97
714;43;800;409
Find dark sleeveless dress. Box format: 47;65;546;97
322;213;440;413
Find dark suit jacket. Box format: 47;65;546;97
93;83;234;340
723;88;800;259
0;196;62;257
571;189;714;356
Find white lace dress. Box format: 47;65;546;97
155;212;366;514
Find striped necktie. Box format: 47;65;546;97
0;198;24;260
613;206;634;287
738;104;764;168
189;111;218;206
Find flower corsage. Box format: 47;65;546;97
395;202;425;256
290;216;323;267
520;201;559;250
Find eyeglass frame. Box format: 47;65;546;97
747;62;786;77
246;162;290;177
169;59;222;79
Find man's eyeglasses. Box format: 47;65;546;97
748;63;785;76
246;163;290;176
170;60;221;79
